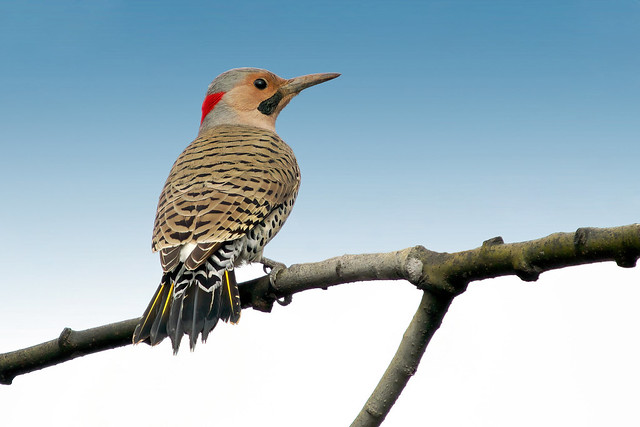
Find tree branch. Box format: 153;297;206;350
345;224;640;426
0;318;138;385
1;224;638;426
351;290;454;427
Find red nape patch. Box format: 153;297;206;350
200;92;225;124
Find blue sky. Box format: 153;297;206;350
1;1;639;426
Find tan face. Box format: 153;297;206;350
222;71;294;131
226;71;286;111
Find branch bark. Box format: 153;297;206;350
1;224;638;424
351;290;454;427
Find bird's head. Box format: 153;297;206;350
198;68;340;134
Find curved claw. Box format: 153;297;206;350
260;257;287;285
260;256;290;306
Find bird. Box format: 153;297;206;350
132;68;340;353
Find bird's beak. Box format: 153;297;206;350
280;72;340;95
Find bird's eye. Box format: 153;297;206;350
253;78;268;90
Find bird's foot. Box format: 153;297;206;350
260;257;286;277
260;257;292;306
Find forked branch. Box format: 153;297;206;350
1;224;638;426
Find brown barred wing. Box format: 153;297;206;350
152;125;300;271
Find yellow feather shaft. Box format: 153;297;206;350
162;282;174;316
139;283;165;332
225;270;235;315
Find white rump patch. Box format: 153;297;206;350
179;243;197;262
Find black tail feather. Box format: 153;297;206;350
202;285;222;342
133;277;172;345
181;283;195;337
219;269;241;324
149;280;173;345
133;261;242;353
168;289;185;354
186;285;198;350
185;281;210;351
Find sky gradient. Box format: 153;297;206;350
1;1;639;425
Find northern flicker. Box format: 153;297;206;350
133;68;339;353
